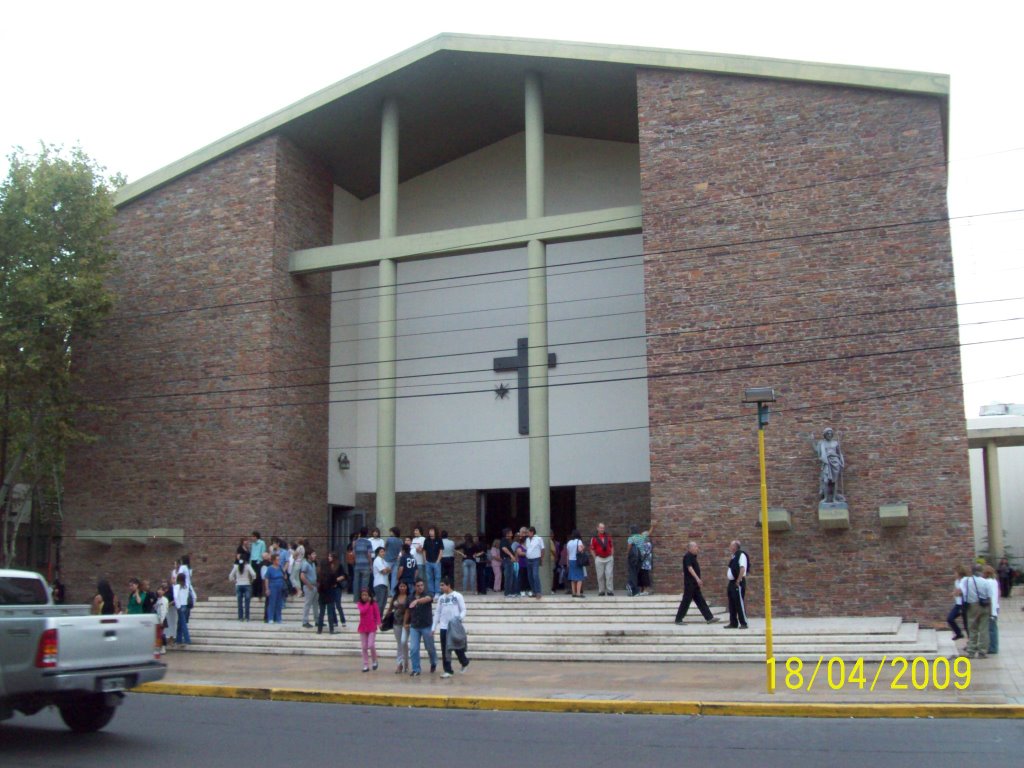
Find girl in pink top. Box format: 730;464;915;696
357;587;381;672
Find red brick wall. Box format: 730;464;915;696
638;69;971;621
62;135;332;602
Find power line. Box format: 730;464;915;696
103;141;1024;311
90;288;1024;400
85;211;1008;381
89;309;1024;405
99;250;1024;392
110;332;1024;418
101;197;1021;323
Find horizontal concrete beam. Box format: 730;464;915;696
289;205;642;274
966;426;1024;449
75;528;185;546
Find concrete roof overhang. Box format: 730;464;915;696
967;426;1024;449
114;33;950;208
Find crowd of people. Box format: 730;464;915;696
73;524;1017;671
86;555;198;653
946;562;1003;659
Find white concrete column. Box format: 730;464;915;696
525;72;551;591
983;440;1004;558
376;99;399;529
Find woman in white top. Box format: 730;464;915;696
166;563;179;645
566;528;586;598
177;555;198;619
229;557;257;621
432;577;469;677
172;573;192;645
154;585;169;654
177;555;198;602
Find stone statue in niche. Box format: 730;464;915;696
811;427;845;503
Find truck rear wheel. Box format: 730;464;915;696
58;696;117;733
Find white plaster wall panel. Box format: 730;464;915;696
394;248;529;491
969;443;1024;561
547;237;650;486
544;135;641;215
327;264;378;505
327;135;648;500
356;134;641;237
332;186;363;244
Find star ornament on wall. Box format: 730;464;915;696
495;383;510;400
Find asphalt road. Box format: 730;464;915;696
1;693;1021;767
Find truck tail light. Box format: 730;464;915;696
154;621;163;659
35;628;59;668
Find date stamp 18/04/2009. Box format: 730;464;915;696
767;656;971;693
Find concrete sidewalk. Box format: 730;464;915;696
140;595;1024;716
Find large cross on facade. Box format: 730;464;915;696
494;337;557;435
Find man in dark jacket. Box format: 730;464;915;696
674;542;720;624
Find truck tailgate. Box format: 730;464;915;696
53;614;158;671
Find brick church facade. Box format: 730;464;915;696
62;36;969;621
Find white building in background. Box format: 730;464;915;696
969;404;1024;565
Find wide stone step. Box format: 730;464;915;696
181;597;940;663
186;621;922;645
179;645;940;663
181;627;940;657
187;612;905;635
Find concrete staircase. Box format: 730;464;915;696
183;593;955;663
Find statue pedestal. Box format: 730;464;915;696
755;507;792;531
818;501;850;529
879;503;909;527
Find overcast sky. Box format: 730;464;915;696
2;0;1021;417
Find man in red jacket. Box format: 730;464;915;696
591;523;615;596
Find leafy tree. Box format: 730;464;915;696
0;144;121;566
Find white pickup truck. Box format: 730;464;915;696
0;568;166;731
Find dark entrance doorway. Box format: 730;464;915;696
478;487;576;544
329;505;365;557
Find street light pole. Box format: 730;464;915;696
744;388;776;695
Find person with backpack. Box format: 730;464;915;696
724;540;749;629
566;529;586;598
626;522;655;596
958;563;991;658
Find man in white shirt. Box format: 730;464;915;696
959;563;991;658
411;527;426;568
724;540;748;629
983;564;1000;655
433;577;470;677
525;526;544;599
372;546;391;616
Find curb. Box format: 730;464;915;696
135;683;1024;719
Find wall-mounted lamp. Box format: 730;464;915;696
337;452;351;471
